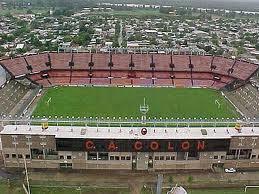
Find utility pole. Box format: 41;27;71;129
156;174;163;194
23;155;31;194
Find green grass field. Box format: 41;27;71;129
32;86;238;119
2;184;259;194
188;188;259;194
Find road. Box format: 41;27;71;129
118;19;123;47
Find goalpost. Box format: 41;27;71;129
46;97;52;107
215;99;221;109
244;185;259;192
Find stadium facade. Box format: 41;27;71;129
0;51;259;170
1;124;259;170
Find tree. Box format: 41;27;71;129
27;9;34;14
73;32;91;46
237;46;245;55
187;176;194;184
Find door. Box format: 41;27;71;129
136;152;149;170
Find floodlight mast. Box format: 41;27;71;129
140;98;149;124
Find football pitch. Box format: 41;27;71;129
32;86;239;119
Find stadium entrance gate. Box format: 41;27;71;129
135;152;149;170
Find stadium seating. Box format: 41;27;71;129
49;53;72;69
112;54;131;70
133;54;152;71
154;79;173;86
135;71;153;78
0;57;28;76
73;52;91;70
92;53;110;70
153;54;171;71
91;78;110;85
0;80;30;116
230;60;258;80
133;78;153;86
211;57;234;76
111;77;132;85
224;84;259;118
174;79;192;87
191;55;212;72
25;53;49;73
111;70;129;78
173;55;190;71
1;52;258;90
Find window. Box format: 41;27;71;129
98;153;108;160
12;154;16;158
149;156;153;160
110;156;115;160
59;163;72;168
26;155;30;159
166;156;170;160
4;154;9;159
221;156;225;160
251;155;256;159
115;156;120;160
121;156;126;160
171;156;175;160
88;152;97;160
126;156;131;160
59;155;64;160
160;156;164;160
214;156;219;159
155;156;159;160
18;154;23;159
67;155;72;160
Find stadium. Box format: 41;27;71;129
0;51;259;171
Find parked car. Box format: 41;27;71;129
225;168;236;173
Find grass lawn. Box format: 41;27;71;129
31;186;130;194
0;181;24;194
188;188;259;194
33;86;238;119
1;180;259;194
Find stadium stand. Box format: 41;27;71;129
111;77;132;85
1;52;258;89
153;54;171;71
224;84;259;118
133;54;151;71
25;53;50;73
173;55;190;71
0;80;31;116
73;52;91;70
49;53;72;69
190;55;212;72
230;60;258;80
1;57;28;77
112;54;131;70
